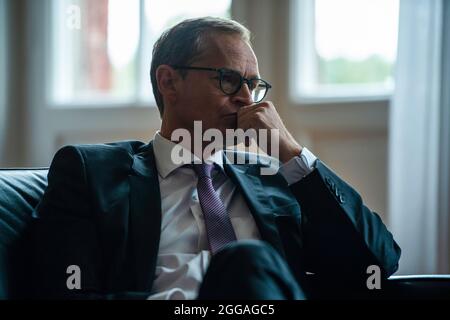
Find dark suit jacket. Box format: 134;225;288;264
30;140;401;299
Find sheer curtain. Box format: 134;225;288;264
389;0;450;275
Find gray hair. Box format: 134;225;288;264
150;16;252;117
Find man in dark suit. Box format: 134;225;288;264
31;17;401;300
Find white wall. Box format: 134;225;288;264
0;0;8;164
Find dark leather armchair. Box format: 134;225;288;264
1;168;450;299
0;168;47;299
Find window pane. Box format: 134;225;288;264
145;0;231;31
52;0;140;103
315;0;399;88
52;0;232;105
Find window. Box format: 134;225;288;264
50;0;231;106
291;0;399;102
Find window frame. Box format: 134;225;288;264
289;0;396;105
48;0;154;109
47;0;233;109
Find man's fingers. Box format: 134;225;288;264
238;106;267;129
237;103;258;118
238;102;274;123
237;101;271;116
237;110;258;130
238;104;268;120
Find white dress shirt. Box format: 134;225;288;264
147;132;317;299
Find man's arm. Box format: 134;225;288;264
30;145;105;298
238;101;401;283
30;146;148;299
284;157;401;282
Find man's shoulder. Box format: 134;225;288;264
54;140;149;159
50;140;152;174
68;140;148;155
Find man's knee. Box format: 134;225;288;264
199;240;305;299
213;240;284;269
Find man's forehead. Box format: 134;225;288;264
197;34;259;76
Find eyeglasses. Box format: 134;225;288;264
171;65;272;103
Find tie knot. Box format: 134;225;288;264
192;163;214;179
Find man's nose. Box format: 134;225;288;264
230;83;253;107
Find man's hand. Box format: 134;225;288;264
237;101;302;163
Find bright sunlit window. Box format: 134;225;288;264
291;0;399;102
51;0;231;106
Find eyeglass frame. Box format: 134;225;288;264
171;65;272;103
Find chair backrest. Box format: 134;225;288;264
0;169;48;299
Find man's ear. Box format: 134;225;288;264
156;65;181;105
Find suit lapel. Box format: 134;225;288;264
222;152;288;257
129;141;161;291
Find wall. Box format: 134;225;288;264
1;0;28;167
235;0;390;222
0;0;7;163
3;0;390;224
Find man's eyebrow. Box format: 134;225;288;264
224;67;260;79
248;73;261;79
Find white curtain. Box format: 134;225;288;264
389;0;450;275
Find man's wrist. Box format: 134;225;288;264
280;143;303;163
278;147;317;185
297;147;317;171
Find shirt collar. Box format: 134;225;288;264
152;131;224;179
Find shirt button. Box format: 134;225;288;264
192;194;198;201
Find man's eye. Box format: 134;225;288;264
248;80;260;90
222;72;240;84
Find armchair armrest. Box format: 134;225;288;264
302;274;450;299
383;275;450;299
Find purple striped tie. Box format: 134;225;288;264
193;163;237;254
